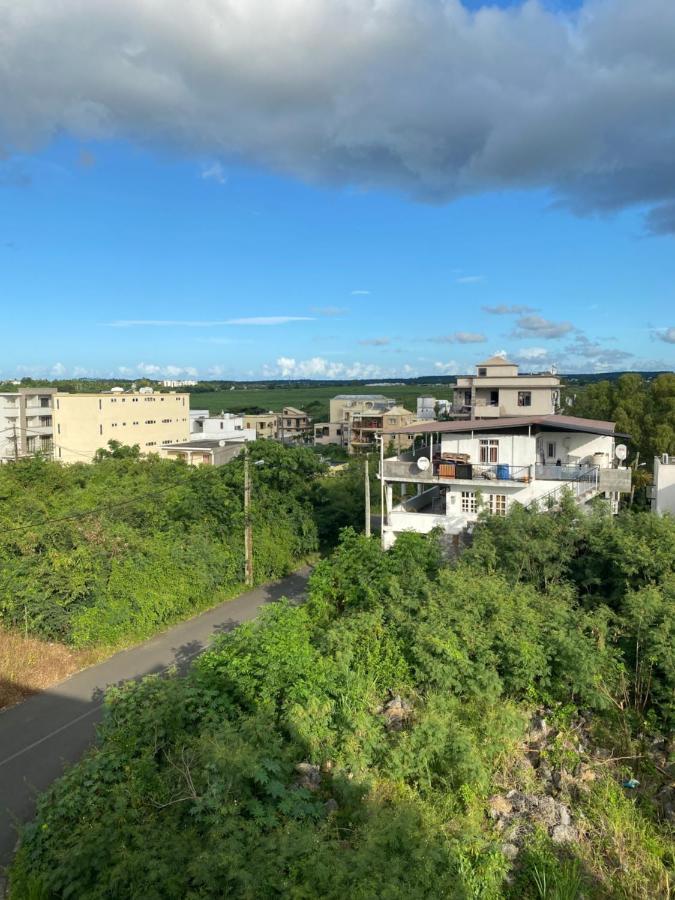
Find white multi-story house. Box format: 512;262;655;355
0;387;57;461
417;397;452;420
190;411;256;442
451;356;561;418
379;414;631;548
650;454;675;515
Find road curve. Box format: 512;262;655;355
0;568;311;870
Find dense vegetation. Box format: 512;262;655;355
12;503;674;898
0;443;366;649
566;373;675;463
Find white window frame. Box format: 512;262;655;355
461;491;476;513
479;439;499;464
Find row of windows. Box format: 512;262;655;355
98;419;186;434
460;491;507;516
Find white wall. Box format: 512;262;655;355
440;432;534;466
653;458;675;515
534;431;613;466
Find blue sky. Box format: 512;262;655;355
0;0;674;380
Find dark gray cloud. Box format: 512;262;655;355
483;304;537;315
654;327;675;344
512;315;575;339
564;334;634;368
1;1;675;229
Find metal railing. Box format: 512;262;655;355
527;466;599;510
464;463;531;482
535;463;590;481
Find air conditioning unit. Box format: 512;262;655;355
663;454;670;465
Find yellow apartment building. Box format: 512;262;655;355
52;390;190;463
244;412;278;440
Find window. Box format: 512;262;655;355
461;491;476;513
388;417;397;424
490;494;507;516
547;441;557;459
490;390;499;405
479;439;499;464
98;399;102;410
40;397;50;408
99;425;103;435
518;391;532;407
26;436;36;452
478;367;487;376
39;415;52;426
145;419;156;424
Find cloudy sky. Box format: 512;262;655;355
0;0;674;380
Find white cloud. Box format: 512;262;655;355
351;290;371;296
201;162;227;184
483;304;537;315
273;356;386;380
119;362;200;377
433;361;459;375
106;317;313;327
518;347;549;361
429;332;486;344
455;275;484;285
51;362;66;376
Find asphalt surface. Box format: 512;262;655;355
0;568;311;870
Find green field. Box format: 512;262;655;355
189;383;453;421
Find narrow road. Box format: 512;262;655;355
0;568;311;869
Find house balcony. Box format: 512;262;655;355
382;457;533;485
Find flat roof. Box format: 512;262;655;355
333;394;391;400
382;414;628;439
163;439;246;450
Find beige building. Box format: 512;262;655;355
0;387;57;461
53;390;190;463
316;395;418;454
278;406;311;442
452;356;561;418
244;412;278;440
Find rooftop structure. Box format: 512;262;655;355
451;356;561;419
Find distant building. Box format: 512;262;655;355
416;397;451;420
452;356;561;418
161;439;245;467
52;390;190;463
651;455;675;515
161;379;198;388
318;395;418;454
0;387;57;461
379;414;631;548
314;421;347;447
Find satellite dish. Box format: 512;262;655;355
615;444;627;461
417;456;430;471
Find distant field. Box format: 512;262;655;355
190;383;453;421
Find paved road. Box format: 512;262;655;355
0;568;311;870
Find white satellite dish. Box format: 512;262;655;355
615;444;627;461
417;456;430;471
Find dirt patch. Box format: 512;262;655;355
0;628;100;710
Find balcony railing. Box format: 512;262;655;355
527;467;599;510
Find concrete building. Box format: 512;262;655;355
0;387;57;461
244;412;279;440
417;397;452;420
191;411;256;442
52;390;190;463
278;407;311;442
314;421;348;447
651;455;675;515
316;394;417;454
379;414;631;549
161;379;198;388
161;439;245;467
451;356;561;418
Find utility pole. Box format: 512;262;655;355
378;433;385;550
244;446;253;587
12;423;18;462
364;458;371;537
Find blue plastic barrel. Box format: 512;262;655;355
496;464;509;480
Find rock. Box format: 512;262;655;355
551;824;578;844
538;763;553;782
324;799;339;815
295;762;322;791
557;805;571;827
383;694;412;731
528;715;549;746
537;795;558;827
501;843;519;861
578;764;596;784
489;795;513;820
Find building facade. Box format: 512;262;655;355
416;397;452;420
651;455;675;515
52;390;190;463
244;412;279;440
161;439;245;467
277;407;311;442
316;394;417;454
452;356;561;418
379;415;631;548
191;411;256;442
0;387;57;462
